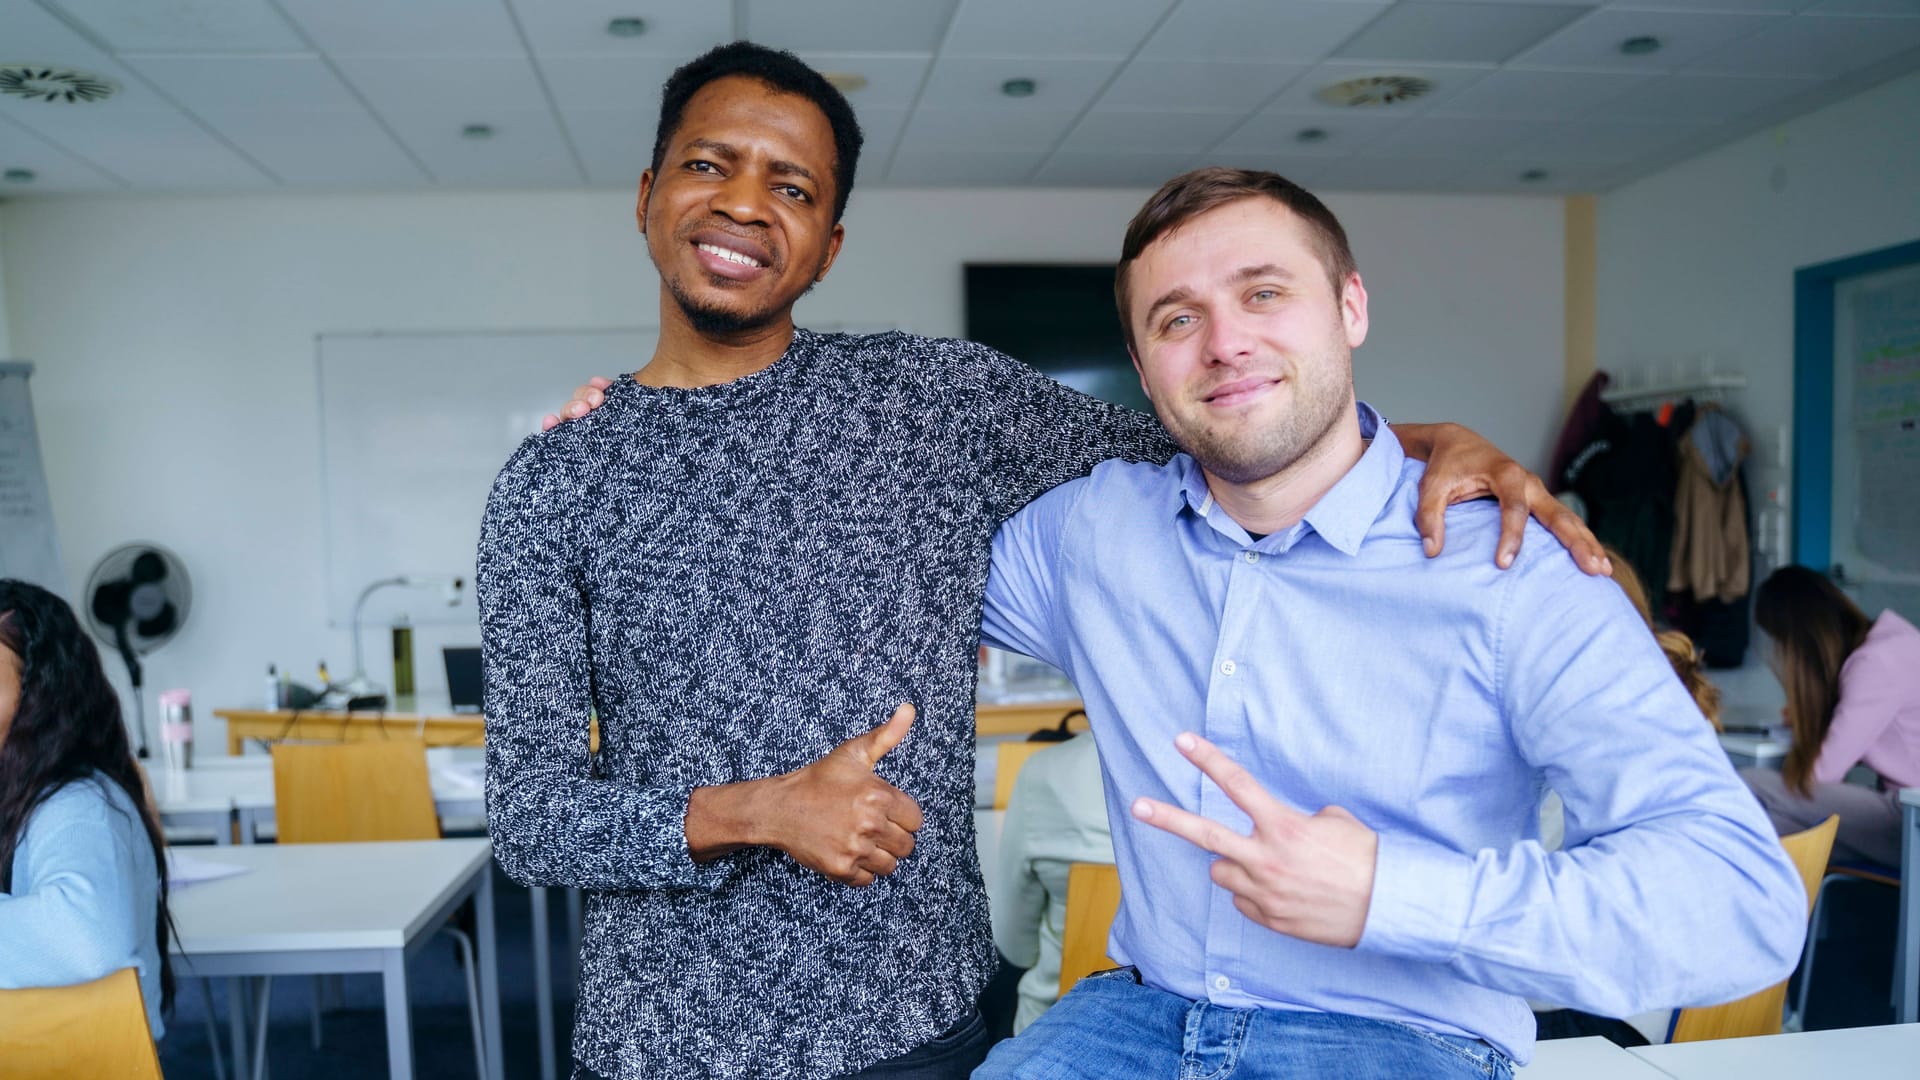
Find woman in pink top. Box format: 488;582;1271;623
1741;566;1920;867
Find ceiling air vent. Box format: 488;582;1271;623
1314;75;1431;109
0;66;116;104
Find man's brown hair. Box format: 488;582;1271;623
1114;166;1358;352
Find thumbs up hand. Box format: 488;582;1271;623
761;703;925;886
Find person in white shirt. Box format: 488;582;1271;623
0;579;173;1039
990;733;1115;1033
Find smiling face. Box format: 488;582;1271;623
1124;196;1368;485
637;75;846;339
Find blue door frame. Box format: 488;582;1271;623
1792;237;1920;570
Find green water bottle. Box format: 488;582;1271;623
391;619;415;697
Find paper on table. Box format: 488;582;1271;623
167;850;249;888
436;762;485;791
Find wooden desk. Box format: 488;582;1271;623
221;699;1086;751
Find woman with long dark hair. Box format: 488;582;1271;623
1741;565;1920;867
0;578;174;1037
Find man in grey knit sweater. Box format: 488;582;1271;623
482;42;1601;1080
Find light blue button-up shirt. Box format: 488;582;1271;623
981;404;1804;1063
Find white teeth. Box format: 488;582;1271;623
697;242;763;267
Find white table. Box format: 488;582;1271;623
169;839;503;1080
151;755;561;1080
1900;788;1918;1023
1514;1037;1673;1078
1630;1022;1920;1076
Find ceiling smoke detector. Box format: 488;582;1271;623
1314;75;1432;109
0;65;116;104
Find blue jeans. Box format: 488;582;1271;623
973;971;1513;1080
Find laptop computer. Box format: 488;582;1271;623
443;646;484;713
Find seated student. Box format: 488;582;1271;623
1741;565;1920;868
0;579;173;1039
989;731;1114;1033
974;167;1805;1078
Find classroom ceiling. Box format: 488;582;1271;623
0;0;1917;198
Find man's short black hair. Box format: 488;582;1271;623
652;41;864;223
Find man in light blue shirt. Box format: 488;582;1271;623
974;168;1805;1077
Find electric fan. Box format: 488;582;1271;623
84;544;192;758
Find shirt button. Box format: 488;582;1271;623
1213;975;1230;992
1220;660;1236;676
1244;550;1259;563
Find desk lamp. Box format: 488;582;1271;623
343;575;464;699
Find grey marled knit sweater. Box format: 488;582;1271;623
478;328;1172;1079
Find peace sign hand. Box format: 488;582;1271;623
1131;731;1378;949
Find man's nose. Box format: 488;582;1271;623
1204;307;1256;365
709;169;773;227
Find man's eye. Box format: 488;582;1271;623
1166;315;1193;331
687;160;717;173
779;185;810;201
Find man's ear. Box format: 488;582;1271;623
815;221;847;283
636;170;654;234
1129;344;1153;405
1341;272;1370;349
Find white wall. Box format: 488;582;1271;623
0;184;1564;752
1596;69;1920;706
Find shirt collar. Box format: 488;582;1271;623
1170;401;1402;557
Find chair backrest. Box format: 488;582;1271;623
0;967;162;1079
1058;861;1124;996
993;741;1055;810
271;739;440;843
1668;814;1838;1043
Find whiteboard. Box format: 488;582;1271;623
316;329;655;630
1829;261;1920;618
0;362;66;598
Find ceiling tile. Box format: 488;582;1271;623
0;114;123;190
536;55;681;115
942;0;1176;57
1189;155;1326;186
1510;9;1784;71
505;1;734;57
1801;0;1920;12
1602;0;1801;13
1432;68;1658;117
744;0;960;54
884;149;1046;185
1350;113;1550;158
50;0;308;52
1334;2;1590;64
850;105;910;166
1033;150;1205;186
1142;0;1392;62
896;107;1084;152
1309;155;1470;191
379;109;581;187
1501;118;1702;163
1060;109;1246;154
274;0;524;56
1;102;273;187
196;107;426;186
331;55;550;117
561;107;655;187
1098;59;1308;112
1262;60;1497;114
1440;156;1613;193
116;54;361;113
1687;13;1920;76
1601;72;1823;123
1212;107;1410;157
796;53;934;110
917;55;1124;112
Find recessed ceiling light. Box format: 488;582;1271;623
462;124;495;140
1521;168;1550;182
823;72;868;93
606;17;648;38
3;168;35;183
1001;78;1037;98
1619;36;1662;57
1295;128;1329;144
0;66;116;104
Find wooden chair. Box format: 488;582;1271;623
0;967;162;1079
268;739;488;1079
1058;861;1124;996
1668;814;1838;1042
993;741;1057;810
